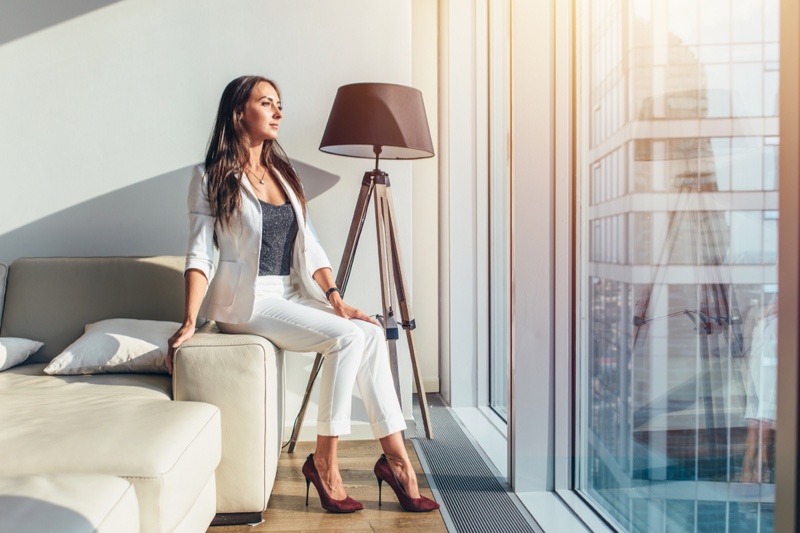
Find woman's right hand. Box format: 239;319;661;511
167;323;196;375
168;269;208;375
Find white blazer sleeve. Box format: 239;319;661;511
184;165;215;280
304;206;332;276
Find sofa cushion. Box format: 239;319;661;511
0;363;172;399
172;475;217;533
44;318;181;375
0;256;186;364
0;473;139;533
0;394;221;533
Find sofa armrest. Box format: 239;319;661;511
172;332;285;513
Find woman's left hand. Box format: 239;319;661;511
330;294;381;326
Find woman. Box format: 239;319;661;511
740;299;778;483
167;75;438;514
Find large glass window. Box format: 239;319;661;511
488;0;511;421
577;0;780;531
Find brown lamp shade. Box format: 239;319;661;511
319;83;434;160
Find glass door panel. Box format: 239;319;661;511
576;0;780;531
489;0;511;421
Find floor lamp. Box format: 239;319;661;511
286;83;435;452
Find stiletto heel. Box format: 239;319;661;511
301;453;364;513
374;454;440;512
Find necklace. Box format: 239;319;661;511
247;166;268;185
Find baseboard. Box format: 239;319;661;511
412;377;440;394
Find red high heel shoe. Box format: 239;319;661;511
374;454;441;512
302;454;364;513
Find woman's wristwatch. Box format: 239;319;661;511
325;287;341;302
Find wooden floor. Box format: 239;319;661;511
210;439;448;533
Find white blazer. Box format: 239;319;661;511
184;164;332;324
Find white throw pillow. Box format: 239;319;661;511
0;338;44;371
44;318;182;375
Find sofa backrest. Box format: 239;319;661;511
0;256;186;364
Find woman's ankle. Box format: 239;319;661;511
313;452;336;465
386;456;420;492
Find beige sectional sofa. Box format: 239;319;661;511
0;256;286;533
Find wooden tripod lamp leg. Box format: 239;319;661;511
373;184;403;409
383;185;434;439
337;174;376;292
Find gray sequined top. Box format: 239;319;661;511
258;200;298;276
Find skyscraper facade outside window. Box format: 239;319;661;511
577;0;779;531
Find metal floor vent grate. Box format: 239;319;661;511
412;394;541;533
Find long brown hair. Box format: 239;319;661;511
204;75;306;241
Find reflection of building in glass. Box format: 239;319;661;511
583;1;779;532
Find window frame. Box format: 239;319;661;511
486;0;513;424
774;0;800;529
439;0;511;480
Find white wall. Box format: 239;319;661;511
0;0;421;439
412;0;440;394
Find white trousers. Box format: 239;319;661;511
217;274;406;439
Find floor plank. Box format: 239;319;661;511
209;439;447;533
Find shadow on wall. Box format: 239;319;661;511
0;0;125;46
0;161;339;265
